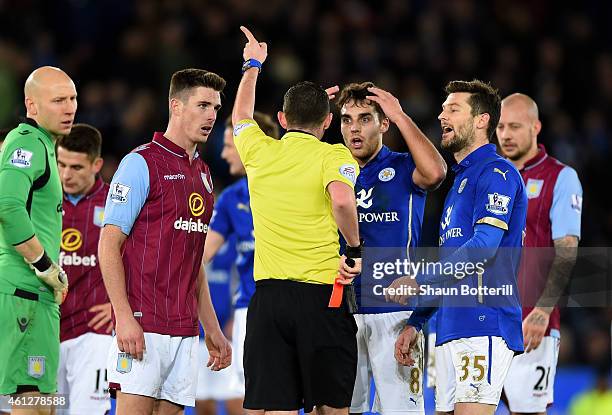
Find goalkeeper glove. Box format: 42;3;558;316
26;251;69;304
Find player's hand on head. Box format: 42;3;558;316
385;275;418;305
88;302;114;333
325;85;340;100
240;26;267;63
116;314;145;361
205;329;232;371
337;255;361;284
522;307;550;352
394;325;418;366
366;87;405;123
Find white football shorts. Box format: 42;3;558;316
57;332;113;415
107;333;198;407
434;336;514;412
504;331;560;413
350;311;425;414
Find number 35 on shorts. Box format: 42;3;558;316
458;353;488;383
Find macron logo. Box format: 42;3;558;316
164;173;186;180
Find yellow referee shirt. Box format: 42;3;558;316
233;119;359;284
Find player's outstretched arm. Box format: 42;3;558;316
99;224;145;360
232;26;268;126
196;264;232;371
366;87;446;190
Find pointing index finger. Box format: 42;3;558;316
240;26;257;43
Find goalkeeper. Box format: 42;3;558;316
0;66;76;400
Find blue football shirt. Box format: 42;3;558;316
433;143;527;352
209;177;255;309
346;145;427;313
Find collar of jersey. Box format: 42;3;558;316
64;176;105;204
522;144;548;171
152;132;199;159
23;117;53;142
283;129;318;140
362;145;391;169
451;143;497;173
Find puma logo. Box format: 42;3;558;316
493;168;508;180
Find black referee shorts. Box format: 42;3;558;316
243;279;358;412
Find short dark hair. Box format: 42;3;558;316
169;68;226;101
282;81;329;129
337;82;386;121
57;123;102;161
444;80;501;141
225;112;279;139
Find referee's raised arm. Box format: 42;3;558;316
232;26;268;126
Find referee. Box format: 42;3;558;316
232;27;362;415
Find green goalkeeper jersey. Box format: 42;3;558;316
0;119;62;305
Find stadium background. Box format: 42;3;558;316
0;0;610;413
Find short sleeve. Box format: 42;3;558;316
233;119;272;168
209;189;234;239
103;153;150;235
550;166;582;240
322;144;360;190
473;161;521;231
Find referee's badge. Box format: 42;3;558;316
116;352;132;374
27;356;45;378
378;167;395;182
339;164;357;185
201;172;213;193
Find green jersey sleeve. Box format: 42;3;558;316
0;132;48;245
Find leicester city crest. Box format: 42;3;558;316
378;167;395;182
